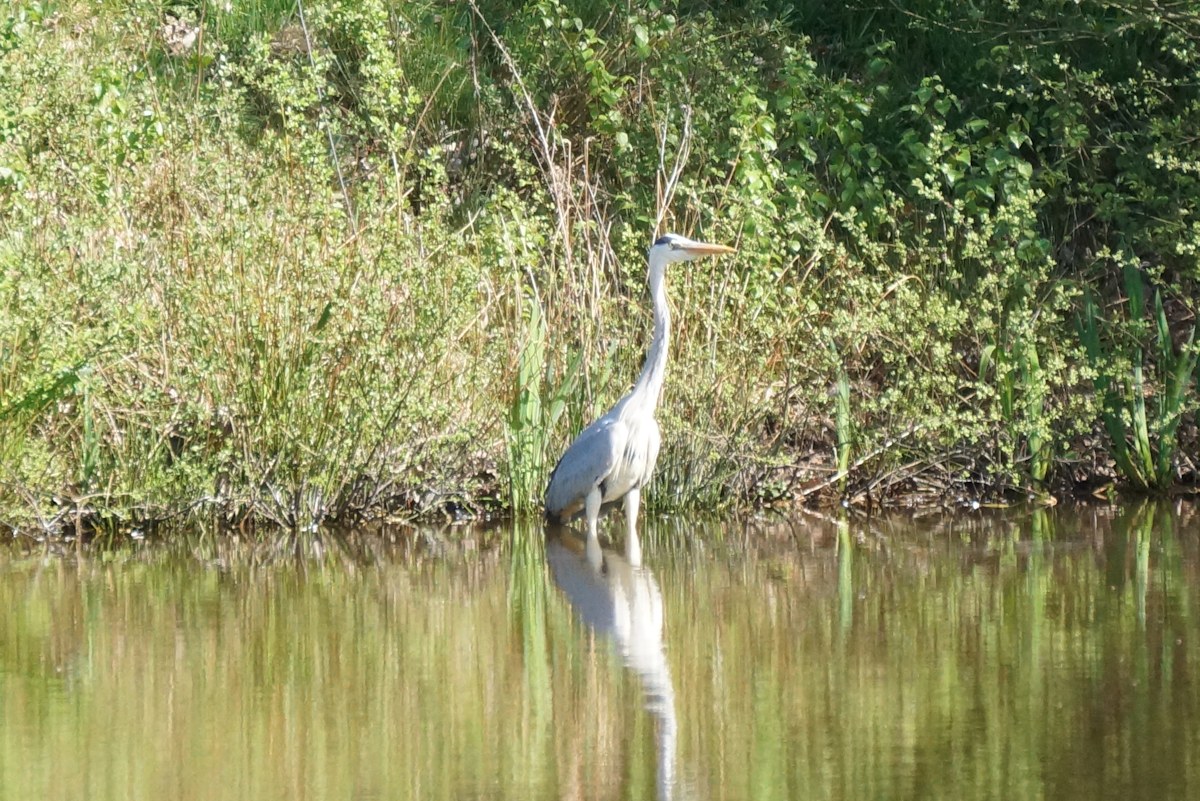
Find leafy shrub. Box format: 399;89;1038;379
2;0;1198;537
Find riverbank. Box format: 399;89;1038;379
2;1;1197;538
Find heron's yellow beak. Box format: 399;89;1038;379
680;241;736;257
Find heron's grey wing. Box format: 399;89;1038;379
544;417;629;522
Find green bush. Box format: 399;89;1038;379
2;0;1198;536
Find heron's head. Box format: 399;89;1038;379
649;233;736;266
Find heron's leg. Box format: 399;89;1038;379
624;486;642;567
585;487;603;571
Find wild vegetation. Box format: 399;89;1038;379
1;0;1198;536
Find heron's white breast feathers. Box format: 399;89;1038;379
544;404;664;521
611;414;661;501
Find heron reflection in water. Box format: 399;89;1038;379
547;530;678;801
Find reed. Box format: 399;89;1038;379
834;358;853;495
1080;266;1198;491
505;286;584;514
1018;338;1051;486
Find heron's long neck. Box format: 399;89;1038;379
631;260;670;412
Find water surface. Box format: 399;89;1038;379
2;503;1199;800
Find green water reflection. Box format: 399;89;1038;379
1;503;1199;800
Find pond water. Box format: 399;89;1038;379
2;503;1199;801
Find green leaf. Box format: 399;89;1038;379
1006;125;1025;149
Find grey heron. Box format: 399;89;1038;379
544;233;736;565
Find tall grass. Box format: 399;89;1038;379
0;0;505;532
834;357;852;495
505;284;581;512
985;329;1053;489
201;0;298;44
1080;266;1198;491
1019;339;1052;486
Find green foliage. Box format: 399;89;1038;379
2;0;1199;535
1080;265;1198;490
505;285;581;513
0;0;503;531
833;353;852;493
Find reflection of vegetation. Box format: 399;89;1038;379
2;507;1198;799
836;515;853;635
0;535;662;801
669;505;1200;801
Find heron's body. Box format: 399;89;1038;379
544;233;734;565
544;398;662;520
